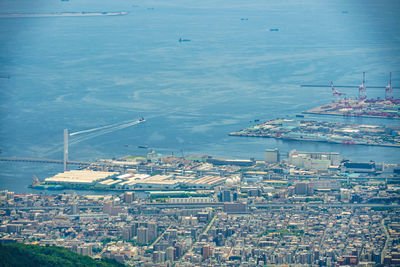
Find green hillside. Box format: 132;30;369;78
0;242;124;267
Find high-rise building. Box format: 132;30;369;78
122;228;130;241
294;182;313;195
166;246;176;261
147;222;157;242
265;148;280;164
122;225;134;241
103;201;113;215
202;245;212;260
222;190;232;202
124;192;135;203
152;251;166;263
174;243;183;258
77;244;92;256
137;226;148;244
110;206;122;216
71;202;78;215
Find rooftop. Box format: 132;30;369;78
45;170;118;184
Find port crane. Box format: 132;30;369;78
358;72;367;100
301;72;399;100
330;81;346;103
385;72;393;100
331;81;346;96
63;118;145;171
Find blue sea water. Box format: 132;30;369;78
0;0;399;193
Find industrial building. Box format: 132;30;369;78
45;170;118;185
341;161;376;173
288;150;341;171
206;157;255;166
44;170;227;191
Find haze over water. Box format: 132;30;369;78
0;0;399;192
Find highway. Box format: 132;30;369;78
1;202;399;211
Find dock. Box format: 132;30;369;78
303;98;400;119
229;118;400;147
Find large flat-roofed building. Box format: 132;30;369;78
45;170;118;185
289;150;341;166
289;150;341;171
223;202;248;213
341;161;376;173
132;175;180;189
169;197;214;203
185;175;226;189
206;157;255;166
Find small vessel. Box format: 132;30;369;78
269;28;279;31
138;145;149;149
295;114;304;118
179;38;191;42
139;117;145;122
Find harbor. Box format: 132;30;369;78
229;118;400;147
301;72;399;119
304;98;400;119
26;146;400;194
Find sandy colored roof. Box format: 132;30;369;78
45;170;118;184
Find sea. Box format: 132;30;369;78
0;0;399;193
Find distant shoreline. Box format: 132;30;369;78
0;11;128;18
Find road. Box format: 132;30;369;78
179;213;217;262
1;202;399;211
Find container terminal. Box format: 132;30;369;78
229;118;400;147
302;72;400;119
304;98;400;119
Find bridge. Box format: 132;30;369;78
0;156;145;169
0;156;233;176
0;157;91;166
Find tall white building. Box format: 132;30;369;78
288;150;341;171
